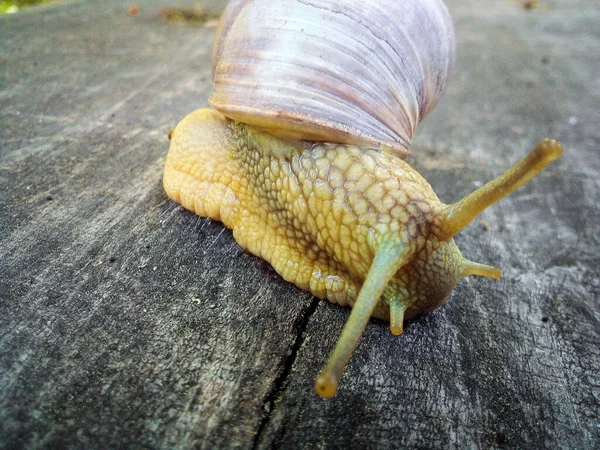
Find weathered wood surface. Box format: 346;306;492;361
1;0;599;448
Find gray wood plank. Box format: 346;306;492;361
1;0;598;449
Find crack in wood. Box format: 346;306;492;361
251;297;320;449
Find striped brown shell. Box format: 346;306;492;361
210;0;455;155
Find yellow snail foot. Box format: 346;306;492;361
163;108;360;306
163;108;239;224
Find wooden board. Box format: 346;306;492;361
1;0;598;448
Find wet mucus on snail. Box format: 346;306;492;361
163;0;563;397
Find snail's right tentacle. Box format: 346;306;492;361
439;139;563;239
314;238;412;398
384;287;410;336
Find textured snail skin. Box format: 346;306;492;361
163;108;562;397
165;109;463;319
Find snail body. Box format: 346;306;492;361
163;0;562;397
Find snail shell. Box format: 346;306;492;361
209;0;455;154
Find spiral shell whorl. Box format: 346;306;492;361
210;0;455;154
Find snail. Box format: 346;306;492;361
162;0;563;398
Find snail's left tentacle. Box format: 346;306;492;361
314;238;412;398
460;259;501;280
439;138;563;239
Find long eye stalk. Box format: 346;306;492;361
315;239;410;398
440;139;562;239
